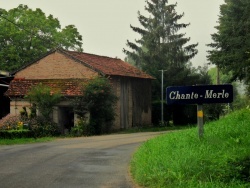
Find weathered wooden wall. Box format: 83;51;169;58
131;78;152;126
111;77;152;129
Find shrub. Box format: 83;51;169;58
28;117;60;138
0;114;23;130
70;118;93;137
0;114;59;138
73;76;118;135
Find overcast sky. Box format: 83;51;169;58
1;0;224;67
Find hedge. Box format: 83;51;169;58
0;130;34;139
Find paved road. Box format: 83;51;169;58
0;132;166;188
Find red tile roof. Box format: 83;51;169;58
6;49;154;97
5;79;87;97
60;50;154;79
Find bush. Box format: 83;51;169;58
73;77;118;135
29;117;60;138
0;114;60;138
70;118;93;137
0;114;24;130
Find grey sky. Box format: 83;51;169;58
1;0;224;67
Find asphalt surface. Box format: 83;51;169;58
0;132;166;188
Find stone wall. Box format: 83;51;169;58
10;99;32;116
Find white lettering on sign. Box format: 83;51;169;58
169;91;199;100
166;85;233;104
169;89;230;100
205;90;229;99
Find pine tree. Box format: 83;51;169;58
207;0;250;83
123;0;198;99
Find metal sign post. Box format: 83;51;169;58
159;70;167;125
197;104;204;138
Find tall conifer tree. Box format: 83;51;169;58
123;0;198;99
207;0;250;83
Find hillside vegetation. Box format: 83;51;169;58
131;109;250;188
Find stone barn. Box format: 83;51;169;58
5;49;154;132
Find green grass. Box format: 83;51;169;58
130;109;250;188
0;137;55;145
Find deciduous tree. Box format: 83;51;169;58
0;4;83;72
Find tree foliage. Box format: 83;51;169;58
123;0;203;99
0;4;83;72
73;77;118;135
207;0;250;83
206;67;249;118
25;83;61;121
208;67;233;85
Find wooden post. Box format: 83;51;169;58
197;104;204;138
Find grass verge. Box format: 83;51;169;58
114;124;190;134
0;137;55;145
130;109;250;188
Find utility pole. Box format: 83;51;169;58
159;70;167;125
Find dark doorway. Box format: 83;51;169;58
0;74;13;119
0;87;10;119
58;107;74;133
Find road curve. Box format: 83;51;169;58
0;132;166;188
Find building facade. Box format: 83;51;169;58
5;49;154;132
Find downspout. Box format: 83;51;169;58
0;84;9;87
